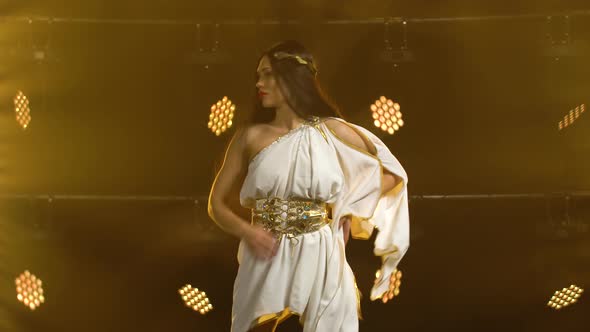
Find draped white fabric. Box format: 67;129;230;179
233;118;409;332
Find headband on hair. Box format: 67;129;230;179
273;51;318;76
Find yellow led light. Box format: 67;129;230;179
547;285;584;310
559;104;586;130
14;91;32;130
370;97;404;135
178;284;213;315
15;271;45;311
208;97;236;136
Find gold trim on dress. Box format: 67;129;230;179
353;274;364;320
308;116;329;142
250;307;302;332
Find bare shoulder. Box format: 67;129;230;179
323;118;354;137
241;122;277;161
242;122;267;139
220;124;265;166
241;123;270;147
323;118;377;155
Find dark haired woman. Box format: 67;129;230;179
208;40;409;332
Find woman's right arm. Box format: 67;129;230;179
207;127;278;259
207;128;251;238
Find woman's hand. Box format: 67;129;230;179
339;215;351;245
243;224;278;260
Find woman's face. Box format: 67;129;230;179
256;55;286;108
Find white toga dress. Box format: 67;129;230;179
233;117;409;332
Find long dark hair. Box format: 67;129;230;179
250;40;343;123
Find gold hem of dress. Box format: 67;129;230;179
250;307;302;331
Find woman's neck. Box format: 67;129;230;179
273;104;304;130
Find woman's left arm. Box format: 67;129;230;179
324;117;410;303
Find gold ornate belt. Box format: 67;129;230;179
252;197;330;240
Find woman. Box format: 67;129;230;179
208;40;409;332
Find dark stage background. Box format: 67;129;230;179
1;1;590;331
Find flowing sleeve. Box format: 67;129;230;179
322;119;410;301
